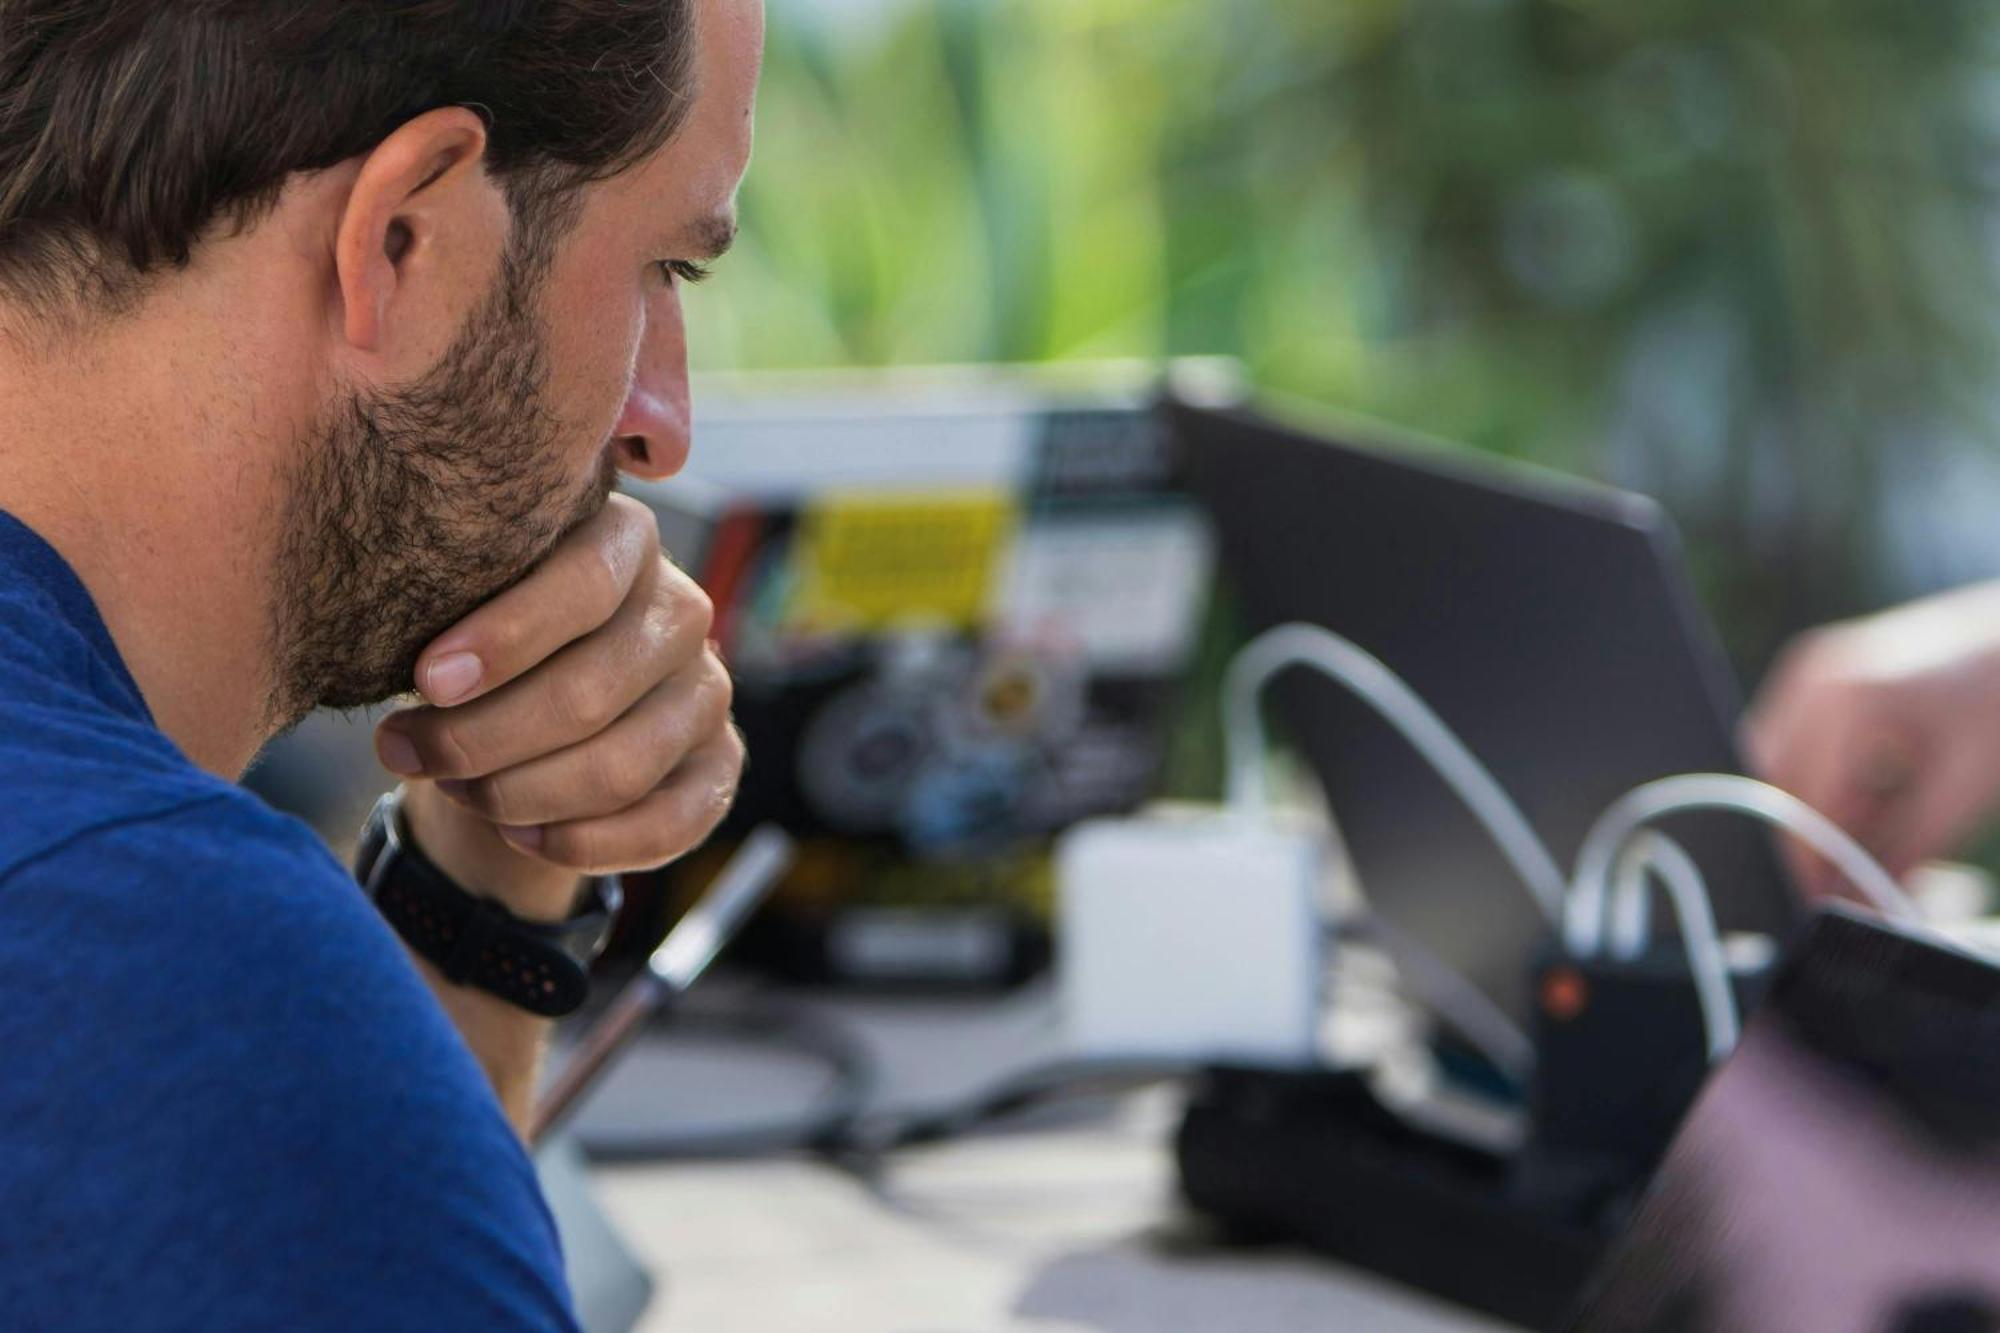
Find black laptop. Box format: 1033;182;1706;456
1172;397;1801;1021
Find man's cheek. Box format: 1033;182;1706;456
547;284;647;451
550;353;636;466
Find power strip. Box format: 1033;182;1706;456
1177;1064;1605;1333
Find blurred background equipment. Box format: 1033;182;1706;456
619;364;1225;989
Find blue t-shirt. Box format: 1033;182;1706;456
0;512;578;1331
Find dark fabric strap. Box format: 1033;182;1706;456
354;792;619;1018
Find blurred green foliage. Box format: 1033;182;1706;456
690;0;2000;670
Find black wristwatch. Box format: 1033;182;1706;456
353;790;621;1018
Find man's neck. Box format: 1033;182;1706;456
0;292;306;780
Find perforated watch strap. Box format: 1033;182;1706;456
354;793;620;1018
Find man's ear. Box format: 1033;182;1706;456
332;106;508;358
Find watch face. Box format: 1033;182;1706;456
352;793;398;893
572;875;624;963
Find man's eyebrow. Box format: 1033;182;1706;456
690;213;738;260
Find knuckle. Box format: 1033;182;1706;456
595;497;661;595
706;651;735;701
697;772;738;832
611;493;661;547
607;491;652;528
551;664;618;735
687;583;715;637
656;563;713;635
469;775;514;824
425;716;482;778
586;742;654;809
696;743;745;830
478;613;532;672
657;769;738;868
726;721;750;779
694;660;735;730
582;542;627;614
634;505;664;557
636;602;680;668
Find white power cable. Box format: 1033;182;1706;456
1608;831;1705;960
1223;622;1560;1080
1223;623;1568;925
1608;832;1739;1059
1220;630;1920;1071
1564;773;1921;958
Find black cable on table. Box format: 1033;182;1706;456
571;997;881;1163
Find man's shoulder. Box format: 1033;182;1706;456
0;774;467;1107
20;765;351;881
0;543;143;709
0;792;579;1330
5;781;445;1047
0;625;216;883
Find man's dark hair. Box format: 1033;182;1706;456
0;0;697;316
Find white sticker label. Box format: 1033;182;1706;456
994;505;1213;675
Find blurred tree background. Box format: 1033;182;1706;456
688;0;2000;678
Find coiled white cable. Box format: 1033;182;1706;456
1224;629;1922;1069
1564;774;1921;959
1608;831;1707;960
1608;831;1739;1060
1223;623;1568;925
1223;623;1563;1080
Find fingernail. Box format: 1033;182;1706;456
435;779;470;802
424;652;482;706
377;731;424;777
501;824;544;852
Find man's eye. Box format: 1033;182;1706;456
657;259;713;286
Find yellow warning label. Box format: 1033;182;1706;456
792;491;1015;633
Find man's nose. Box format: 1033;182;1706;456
611;286;693;481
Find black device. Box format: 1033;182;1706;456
354;790;621;1019
1170;397;1801;1022
1570;907;2000;1333
1178;1064;1608;1328
1517;939;1777;1218
624;370;1218;989
1180;909;2000;1332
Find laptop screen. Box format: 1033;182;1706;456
1570;908;2000;1333
1171;398;1799;1024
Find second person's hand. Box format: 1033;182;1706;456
1746;581;2000;900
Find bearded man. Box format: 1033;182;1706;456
0;1;760;1327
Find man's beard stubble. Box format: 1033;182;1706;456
268;230;619;726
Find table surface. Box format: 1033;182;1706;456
563;978;1514;1333
591;1099;1511;1333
